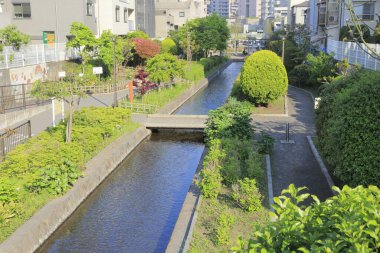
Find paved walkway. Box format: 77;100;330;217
28;89;129;135
252;86;333;202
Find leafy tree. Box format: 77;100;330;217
126;30;149;40
67;22;97;52
97;30;124;74
0;25;30;50
132;38;160;62
145;53;184;85
66;22;97;73
31;75;91;143
161;37;177;54
233;184;380;252
240;50;288;104
305;52;336;85
266;40;304;71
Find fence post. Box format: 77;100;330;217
0;86;4;113
0;136;5;161
27;120;31;138
5;52;8;69
36;45;39;64
22;83;26;109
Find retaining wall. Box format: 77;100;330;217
0;127;151;253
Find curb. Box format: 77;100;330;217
265;154;274;212
306;136;336;195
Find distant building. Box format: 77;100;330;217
290;1;309;27
208;0;230;17
0;0;137;43
229;0;240;17
273;6;288;30
155;0;207;38
239;0;261;18
136;0;156;37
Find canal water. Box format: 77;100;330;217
38;62;243;253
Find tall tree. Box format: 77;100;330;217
0;25;30;50
97;30;124;74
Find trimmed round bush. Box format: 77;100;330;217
316;70;380;186
240;50;288;104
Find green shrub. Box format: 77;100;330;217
288;64;310;87
316;70;380;186
257;132;275;154
233;184;380;252
26;160;81;195
305;52;337;86
240;50;288;104
146;53;185;84
161;37;177;54
200;56;227;73
231;178;262;212
183;62;205;82
199;139;224;199
214;213;236;246
205;98;253;142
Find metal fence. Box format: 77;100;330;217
0;43;80;70
327;40;380;71
119;101;159;114
0;83;49;113
0;120;31;161
0;80;132;114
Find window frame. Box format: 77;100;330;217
179;11;185;17
13;3;31;19
115;5;120;22
124;8;128;23
86;0;93;16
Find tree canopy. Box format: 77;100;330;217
66;22;97;52
145;53;184;84
0;25;30;50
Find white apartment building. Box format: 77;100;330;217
208;0;230;17
273;6;287;30
261;0;275;20
0;0;136;43
155;0;207;38
229;0;240;17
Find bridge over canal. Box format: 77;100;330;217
132;114;208;129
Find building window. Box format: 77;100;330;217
179;12;185;17
86;0;93;16
116;5;120;22
13;3;31;19
124;8;128;23
361;3;375;20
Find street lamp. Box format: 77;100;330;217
112;36;117;108
281;35;286;64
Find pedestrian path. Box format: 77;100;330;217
253;86;333;202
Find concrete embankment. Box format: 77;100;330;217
0;127;151;253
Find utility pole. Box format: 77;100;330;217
113;36;117;108
281;36;285;63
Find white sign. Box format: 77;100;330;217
58;71;66;78
79;73;84;77
93;67;103;75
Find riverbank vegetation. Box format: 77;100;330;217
189;99;271;252
0;107;139;242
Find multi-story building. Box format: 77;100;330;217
239;0;261;18
0;0;137;43
290;1;309;27
261;0;275;20
273;6;287;30
136;0;156;37
155;0;207;38
229;0;240;17
310;0;379;48
208;0;230;17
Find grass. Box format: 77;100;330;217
0;111;140;243
189;186;270;253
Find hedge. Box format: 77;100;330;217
316;70;380;186
240;50;288;104
200;56;228;73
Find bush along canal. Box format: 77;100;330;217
37;62;244;253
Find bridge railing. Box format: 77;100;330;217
119;101;159;114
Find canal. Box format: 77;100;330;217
38;62;243;253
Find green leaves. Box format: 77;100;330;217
0;25;30;50
233;184;380;252
240;50;288;105
146;53;185;84
232;178;262;212
67;22;97;52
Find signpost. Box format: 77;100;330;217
93;67;103;81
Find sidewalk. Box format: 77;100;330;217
253;86;333;202
28;89;128;135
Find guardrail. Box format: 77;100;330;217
0;120;31;161
119;101;159;114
